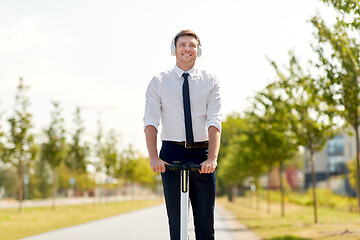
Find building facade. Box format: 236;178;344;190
304;131;357;196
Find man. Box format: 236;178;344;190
143;30;222;240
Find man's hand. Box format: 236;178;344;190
150;157;167;173
200;159;217;174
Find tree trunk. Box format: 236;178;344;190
354;126;360;215
267;188;271;213
52;168;57;210
267;170;271;213
279;161;285;218
310;149;318;223
227;185;233;202
18;159;23;212
256;191;260;211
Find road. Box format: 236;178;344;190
21;203;259;240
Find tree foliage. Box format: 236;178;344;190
41;102;68;209
269;52;335;223
6;78;38;211
28;157;52;199
218;115;254;188
348;158;359;192
311;7;360;212
0;105;5;162
119;145;156;186
102;129;119;179
250;82;299;217
321;0;360;28
42;102;67;169
67;107;89;174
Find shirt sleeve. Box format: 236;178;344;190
143;76;161;132
206;75;222;132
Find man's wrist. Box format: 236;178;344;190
149;155;159;161
207;155;218;161
206;158;217;164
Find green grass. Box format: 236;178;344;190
217;197;360;240
0;199;162;240
268;237;310;240
254;189;359;213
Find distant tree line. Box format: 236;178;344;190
0;79;156;212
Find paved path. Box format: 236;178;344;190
21;203;259;240
0;195;155;209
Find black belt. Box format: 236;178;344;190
163;141;209;149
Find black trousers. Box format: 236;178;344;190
160;141;216;240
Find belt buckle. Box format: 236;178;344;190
184;142;192;148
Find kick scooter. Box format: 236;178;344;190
166;161;202;240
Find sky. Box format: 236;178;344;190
0;0;335;154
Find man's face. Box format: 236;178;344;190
175;36;199;67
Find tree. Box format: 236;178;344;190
0;105;5;161
311;11;360;212
246;110;282;213
28;157;52;199
218;115;251;199
321;0;360;29
100;129;120;198
348;158;359;195
219;113;247;153
1;106;16;198
0;168;17;198
131;155;157;186
218;115;266;202
118;145;157;194
6;78;38;212
251;82;299;217
102;130;119;181
269;52;335;223
41;102;67;209
67;107;89;195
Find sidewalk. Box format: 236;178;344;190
21;203;259;240
217;205;260;240
0;195;157;209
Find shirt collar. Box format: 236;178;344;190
174;65;197;79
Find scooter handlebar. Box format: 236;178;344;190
165;161;201;171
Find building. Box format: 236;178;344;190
304;131;357;196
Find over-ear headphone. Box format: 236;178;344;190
171;33;202;57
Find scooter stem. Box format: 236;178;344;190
180;168;189;240
181;166;188;193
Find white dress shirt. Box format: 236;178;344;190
144;65;222;142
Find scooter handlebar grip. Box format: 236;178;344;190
188;163;201;171
165;162;201;171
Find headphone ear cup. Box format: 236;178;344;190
171;43;176;56
197;45;202;58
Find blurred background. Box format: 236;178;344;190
1;0;360;227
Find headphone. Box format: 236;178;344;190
171;33;202;57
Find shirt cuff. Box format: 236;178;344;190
208;121;222;132
143;120;159;132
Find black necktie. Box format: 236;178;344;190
182;73;194;144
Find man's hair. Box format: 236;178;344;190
174;30;201;47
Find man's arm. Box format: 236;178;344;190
145;125;166;173
201;73;222;174
200;126;220;174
